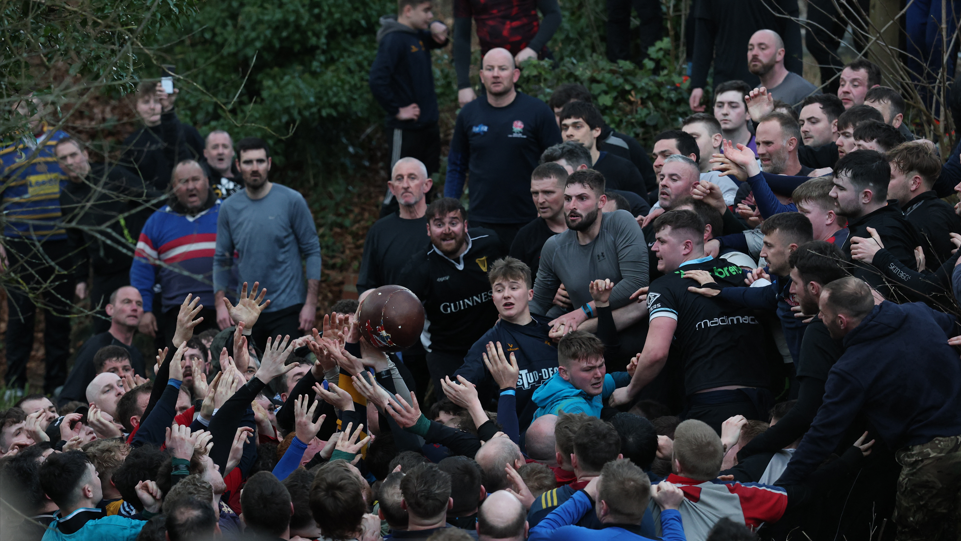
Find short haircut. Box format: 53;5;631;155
548;83;593;110
682;112;722;136
284;467;317;533
82;437;129;482
488;256;532;289
236;136;271;159
757;112;802;145
54;136;84;153
759;212;814;246
654;130;700;163
388;450;429;473
572;417;622;473
653;210;706;247
242;471;293;537
438;456;482;516
706;517;758;540
377;471;408;527
610;413;658;470
672;419;723;481
204;129;233;147
769;400;796;423
565;168;606;196
311;461;367;540
605;191;630;211
714;80;751;109
887;141;942;188
558;101;605;131
531;162;570;185
554;411;591;461
663;154;701;178
116;382;152;432
475;438;523;493
557;331;604;368
740;420;768;445
39;450;91;509
136;81;156;98
13;393;51;410
792;177;838;211
93;345;131;373
0;407;26;450
821;276;874;320
170;159;205;187
597;458;651;522
477;493;527;539
844;58;882;87
673;196;722;240
834;150;890;199
185;336;209;365
799;93;845;122
789;241;848;285
401;463;452;519
166;496;218;541
331;298;360;316
392;156;429;179
162;474;213;515
540;141;592;168
836;104;884;132
113;445;169;510
1;445;51;514
399;0;430;14
518;463;557;496
865;86;905;118
425;197;467;222
772;99;800;122
852;120;906;151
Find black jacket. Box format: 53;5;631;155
121;110;204;191
901;190;961;268
59;162;163;280
598;125;657;194
843;205;927;301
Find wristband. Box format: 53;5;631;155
581;304;594;319
499;389;516;396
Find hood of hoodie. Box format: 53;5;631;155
842;302;903;349
167;186;217;216
377;15;418;44
532;372;589;409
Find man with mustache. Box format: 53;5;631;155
399;197;503;389
529;170;648;368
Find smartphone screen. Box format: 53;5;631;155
161;65;176;94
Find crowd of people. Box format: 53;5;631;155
3;1;961;541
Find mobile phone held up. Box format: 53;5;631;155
161;64;176;94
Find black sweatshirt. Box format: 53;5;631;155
594;151;648;199
121;111;204;192
598;126;657;194
690;0;803;90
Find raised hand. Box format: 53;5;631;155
224;281;271;329
172;294;204;348
225;426;254;474
720;415;747;451
87;405;122;439
135;480;164;514
385;393;422;428
165;423;195;460
651;481;685;511
232;322;251;374
626;354;640;378
324;339;366;376
193;429;214;456
314;382;355;412
334;422;371;456
691;182;727;214
352;372;392;410
720;139;761;174
200;372;221;419
589;278;614;307
153;347;168;377
169;342;187;383
441;375;480;410
59;413;85;443
745;87;774;121
308;327;337;375
504;466;535;510
482;341;519;390
294;395;327;443
255;335;296;383
24;410;50;443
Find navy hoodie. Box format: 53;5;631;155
454;313;558;428
779;301;961;485
369;15;448;130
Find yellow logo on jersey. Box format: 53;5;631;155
506;343;519;352
476;256;488;272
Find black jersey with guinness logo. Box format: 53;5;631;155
399;229;504;355
647;257;772;394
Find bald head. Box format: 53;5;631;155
480;48;519;99
524;415;557;462
475;438;524;493
86;373;125;418
752;29;784;50
477;491;527;541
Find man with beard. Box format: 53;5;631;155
755;113;811;177
779;277;961;541
131;160;221;350
213;137;322;346
829;150;926;299
509;162;569;282
797;94;844;169
55;137;162;333
445;48;562;253
609;210;773;433
529;170;648;345
747;30;817;106
398;197;503;388
201;130;244;199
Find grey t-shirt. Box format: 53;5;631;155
766;71;819;106
531;209;649;318
213;183;322;312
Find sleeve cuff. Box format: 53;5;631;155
409;414;432;437
330;449;356;462
168;379;183;390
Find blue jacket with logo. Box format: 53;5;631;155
455;313;559;428
1;127;70;240
532;370;630;420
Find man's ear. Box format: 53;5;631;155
524;522;530;538
105;303;115;317
556;451;564;466
826;210;837;226
592;126;602;141
266;157;272;171
571;454;579;471
892;113;904;129
130;415;141;429
703;224;713;242
787;136;798;152
808;281;822;299
479;485;487;502
710;133;723;151
558;365;570;382
527;289;534;301
447;497;454;511
378;508;386;520
788;243;799;254
597;194;608;209
401;499;409;511
512;68;521;84
910;174;923;192
831;119;838;134
423;177;434;193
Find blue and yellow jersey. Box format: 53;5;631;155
0;127;69;239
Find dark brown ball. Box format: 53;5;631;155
358;285;425;352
